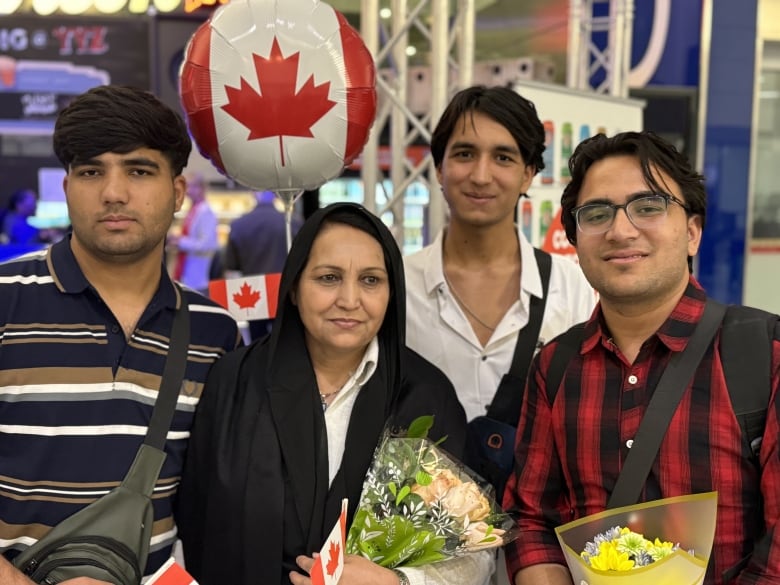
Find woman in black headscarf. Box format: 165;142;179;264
176;203;490;585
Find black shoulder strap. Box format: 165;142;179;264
544;323;586;405
486;248;552;424
721;304;777;461
122;289;190;497
144;292;191;450
607;299;726;508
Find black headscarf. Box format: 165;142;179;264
265;202;407;559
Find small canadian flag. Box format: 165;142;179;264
208;273;281;321
146;557;198;585
310;499;348;585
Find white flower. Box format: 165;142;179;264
440;481;491;522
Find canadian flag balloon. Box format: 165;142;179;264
179;0;377;192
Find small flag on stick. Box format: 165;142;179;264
310;499;348;585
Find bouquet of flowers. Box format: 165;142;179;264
346;416;516;568
555;492;718;585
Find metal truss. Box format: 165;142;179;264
567;0;634;96
359;0;478;244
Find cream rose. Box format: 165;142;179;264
463;521;506;549
411;468;461;505
440;481;491;522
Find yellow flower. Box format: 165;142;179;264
589;541;635;571
617;530;647;556
646;537;676;561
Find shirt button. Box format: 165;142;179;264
626;439;634;448
628;374;638;384
481;355;488;361
111;325;120;334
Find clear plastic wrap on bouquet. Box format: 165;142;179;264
346;416;517;568
555;492;718;585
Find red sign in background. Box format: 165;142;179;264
541;208;577;261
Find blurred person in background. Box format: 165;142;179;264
1;188;40;245
224;189;302;340
168;172;219;293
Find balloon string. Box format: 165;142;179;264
279;190;303;252
285;205;293;252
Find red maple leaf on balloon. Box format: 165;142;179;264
325;540;341;577
221;37;337;166
233;282;261;310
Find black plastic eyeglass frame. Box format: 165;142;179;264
571;193;689;233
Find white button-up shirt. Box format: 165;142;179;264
405;228;596;422
323;337;378;485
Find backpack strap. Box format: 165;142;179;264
607;299;726;508
721;304;778;463
486;248;552;424
544;323;586;405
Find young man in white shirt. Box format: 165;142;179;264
404;85;595;584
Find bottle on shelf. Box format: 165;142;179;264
541;120;554;185
520;198;533;242
560;122;573;184
539;199;554;242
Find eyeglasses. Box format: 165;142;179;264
571;193;689;235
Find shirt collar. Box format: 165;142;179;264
329;337;379;407
422;230;446;295
422;226;542;299
353;336;379;387
48;235;180;310
581;275;706;355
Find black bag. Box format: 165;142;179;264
13;297;190;585
464;248;552;497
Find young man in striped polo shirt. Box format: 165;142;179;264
0;85;242;584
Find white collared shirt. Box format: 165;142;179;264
323;337;379;485
404;227;596;421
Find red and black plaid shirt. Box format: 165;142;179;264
504;277;780;584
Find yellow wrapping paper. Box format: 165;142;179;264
554;492;718;585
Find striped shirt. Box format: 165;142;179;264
0;237;242;576
504;278;780;584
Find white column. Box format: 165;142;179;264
360;0;380;213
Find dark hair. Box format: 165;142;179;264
53;85;192;176
431;85;545;177
561;131;706;249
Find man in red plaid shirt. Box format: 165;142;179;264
504;130;780;585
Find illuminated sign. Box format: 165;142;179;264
0;0;185;15
0;25;109;55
